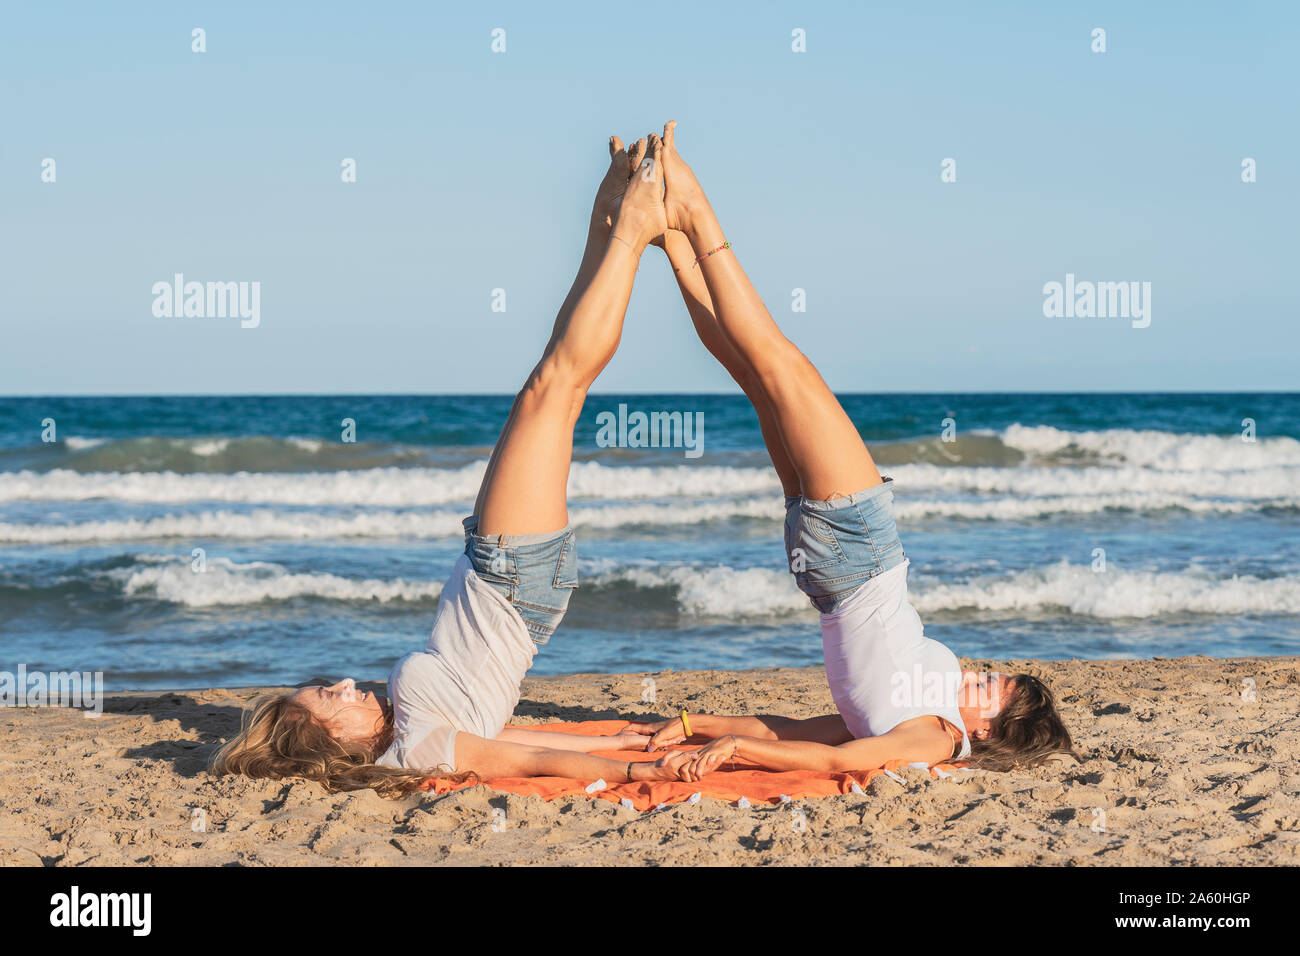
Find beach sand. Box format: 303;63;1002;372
2;656;1297;867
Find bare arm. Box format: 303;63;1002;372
454;733;675;783
628;713;852;749
494;726;645;753
673;719;955;781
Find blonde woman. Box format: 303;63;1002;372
212;133;684;797
628;122;1076;781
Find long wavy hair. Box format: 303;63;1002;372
963;673;1080;771
209;693;477;799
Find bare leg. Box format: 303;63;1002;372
658;230;801;497
474;237;637;536
474;135;667;535
472;137;637;525
660;122;881;501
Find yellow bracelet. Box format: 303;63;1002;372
680;710;692;737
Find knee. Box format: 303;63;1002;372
753;339;816;393
517;358;587;421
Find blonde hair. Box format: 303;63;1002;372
209;693;476;799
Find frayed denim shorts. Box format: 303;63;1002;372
462;517;578;645
783;478;906;614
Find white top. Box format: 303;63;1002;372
820;559;971;761
376;554;536;773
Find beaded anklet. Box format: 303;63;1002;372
693;240;732;268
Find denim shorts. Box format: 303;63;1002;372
783;478;906;614
462;517;578;645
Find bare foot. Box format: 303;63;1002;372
611;134;667;250
590;135;635;233
660;120;712;234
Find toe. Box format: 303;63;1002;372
609;135;624;159
663;120;677;150
647;135;664;179
628;136;648;170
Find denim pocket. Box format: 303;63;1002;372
466;535;516;590
551;533;579;590
853;494;903;567
498;531;578;645
791;511;848;573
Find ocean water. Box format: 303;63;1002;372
1;393;1297;690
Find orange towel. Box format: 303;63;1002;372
418;720;964;811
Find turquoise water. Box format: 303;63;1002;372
1;393;1297;689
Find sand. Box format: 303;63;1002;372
1;656;1298;866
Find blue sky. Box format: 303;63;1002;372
2;1;1296;394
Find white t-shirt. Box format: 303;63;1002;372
376;554;536;773
820;559;971;761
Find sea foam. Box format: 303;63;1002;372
105;555;1300;619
